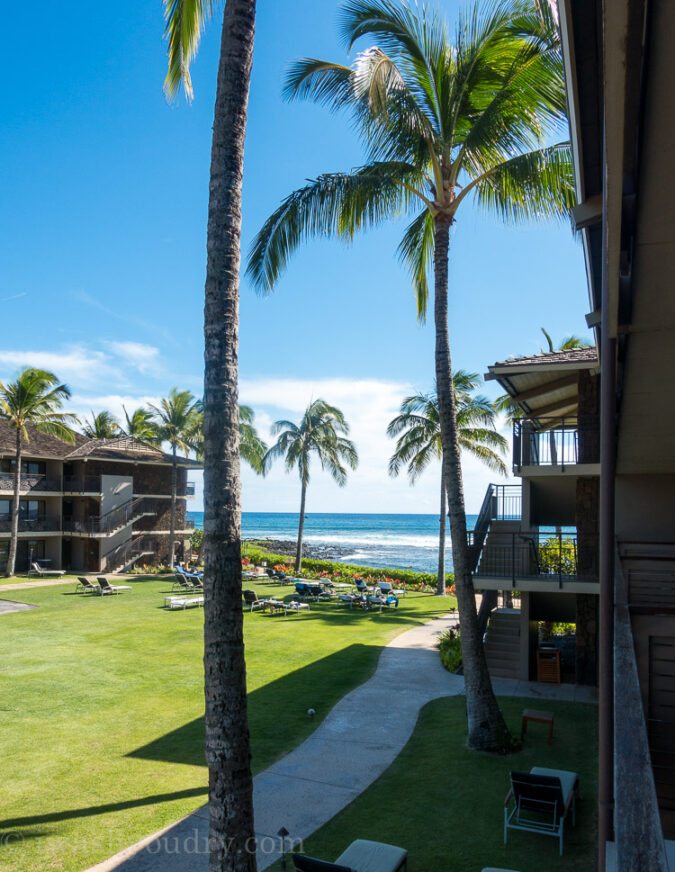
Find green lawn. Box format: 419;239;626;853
268;696;598;872
0;576;452;872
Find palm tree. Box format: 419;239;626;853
540;327;592;352
162;0;258;862
263;399;358;572
122;406;160;445
148;389;200;568
388;372;507;595
0;369;76;577
81;410;122;439
247;0;572;751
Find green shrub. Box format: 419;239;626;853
538;536;577;575
438;624;462;673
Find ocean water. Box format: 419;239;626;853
187;511;479;574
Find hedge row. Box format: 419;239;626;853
241;542;453;591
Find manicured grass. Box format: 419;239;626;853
0;576;452;872
0;574;80;585
268;695;597;872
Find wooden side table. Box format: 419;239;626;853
521;708;554;744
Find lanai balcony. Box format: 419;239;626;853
512;416;599;474
0;472;62;493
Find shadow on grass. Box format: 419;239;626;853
128;643;379;768
0;788;207;831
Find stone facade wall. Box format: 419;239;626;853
578;370;600;463
134;498;186;532
82;461;188;495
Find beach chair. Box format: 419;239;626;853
284;601;310;615
353;578;373;595
75;577;99;594
172;573;198;592
293;838;407;872
97;577;133;595
28;562;66;578
242;589;265;612
504;767;579;856
378;581;406;597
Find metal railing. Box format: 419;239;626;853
102;535;155;572
0;514;61;533
62;475;103;493
185;482;196;496
468;529;598;588
185;518;195;530
513;417;599;469
0;473;62;493
62;497;155;536
468;484;522;572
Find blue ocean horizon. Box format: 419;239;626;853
187;511;479;574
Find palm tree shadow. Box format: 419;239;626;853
127;643;380;768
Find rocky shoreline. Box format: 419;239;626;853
243;538;354;562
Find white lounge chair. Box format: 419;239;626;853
97;577;132;595
378;581;406;597
29;562;66;578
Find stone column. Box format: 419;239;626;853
575;475;600;684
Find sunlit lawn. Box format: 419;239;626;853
267;696;597;872
0;575;452;872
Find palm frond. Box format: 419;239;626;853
163;0;215;102
397;209;435;321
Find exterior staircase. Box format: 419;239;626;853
483;608;521;679
103;535;155;574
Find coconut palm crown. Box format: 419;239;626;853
0;368;77;576
82;410;122;439
263;399;358;572
388;372;507;593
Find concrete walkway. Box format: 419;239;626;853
86;613;596;872
0;574;133;591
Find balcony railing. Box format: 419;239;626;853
62;475;103;493
0;515;61;533
185;518;195;530
0;473;62;493
513;417;599;469
185;482;196;496
468;529;598;587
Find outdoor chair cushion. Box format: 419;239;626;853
293;856;353;872
529;767;577;807
335;839;407;872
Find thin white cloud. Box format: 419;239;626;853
237;376;515;513
68;393;162;429
0;292;27;302
106;341;162;376
0;346;118;388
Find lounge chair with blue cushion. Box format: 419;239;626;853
293;839;407;872
504;767;578;856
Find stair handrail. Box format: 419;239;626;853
63;497;155;535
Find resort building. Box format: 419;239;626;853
469;346;600;686
0;423;200;574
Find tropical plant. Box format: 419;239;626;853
388;371;507;594
247;0;571;751
263;399;358;572
0;369;77;576
122;406;160;445
81;410;122;439
540;327;592;352
148;388;200;568
162;0;258;865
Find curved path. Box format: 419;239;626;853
87;612;595;872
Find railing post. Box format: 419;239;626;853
558;530;563;589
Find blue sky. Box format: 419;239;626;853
1;1;591;513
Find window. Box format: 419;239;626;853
0;459;46;475
21;500;45;520
0;500;9;521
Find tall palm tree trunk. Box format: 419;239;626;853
433;217;510;752
436;464;446;595
169;445;177;567
295;478;307;573
6;431;22;577
202;2;257;870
